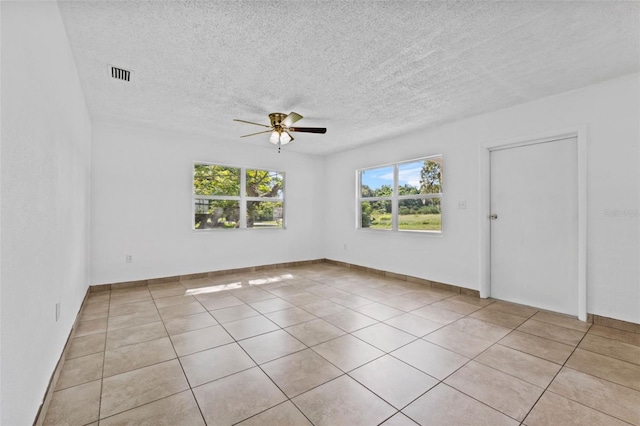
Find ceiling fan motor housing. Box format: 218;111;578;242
269;112;287;128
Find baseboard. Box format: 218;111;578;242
33;289;92;426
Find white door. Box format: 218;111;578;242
490;137;578;315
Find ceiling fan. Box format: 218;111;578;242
233;112;327;152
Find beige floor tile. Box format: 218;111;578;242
249;297;296;314
475;344;561;388
105;321;167;350
180;277;214;289
312;334;384;372
424;326;495;358
107;310;161;331
285;318;346;346
266;285;306;298
402;383;518;426
431;298;482;315
499;330;574;364
150;286;190;300
170;325;233;356
350;355;438;409
80;304;109;321
44;380;101;426
330;294;373;309
355;302;405;321
281;292;325;306
588;324;640;347
193;367;287;426
449;317;512;341
163;312;218;335
380;413;419;426
75;318;108;337
55;352;104;390
99;390;205;426
262;349;343;397
391;339;469;380
565;348;640;391
265;307;317;328
486;300;539;318
469;307;528;328
384;313;443;337
237;401;312;426
301;299;347;317
531;310;591;332
196;294;244;311
209;303;261;323
103;337;176;377
239;329;307;364
352;323;416;353
322;309;378;332
158;301;206;320
378;284;414;296
109;290;152;306
517;319;585;346
180;342;256;387
231;288;276;303
448;294;495;307
222;315;279;340
153;294;197;309
409;305;464;325
380;295;427;312
100;359;189;418
108;300;156;317
524;391;628;426
445;361;544;421
548;367;640;424
579;333;640;365
66;333;105;359
292;375;396;426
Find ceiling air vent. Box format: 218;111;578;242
110;66;131;82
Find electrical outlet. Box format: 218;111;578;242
55;302;60;322
458;200;467;209
344;243;347;250
126;254;133;263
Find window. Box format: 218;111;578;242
358;156;442;232
193;163;284;230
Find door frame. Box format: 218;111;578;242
479;126;588;321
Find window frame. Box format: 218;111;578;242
357;155;443;233
193;162;286;231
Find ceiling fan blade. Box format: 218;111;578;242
240;130;273;138
282;112;303;127
288;127;327;134
233;119;272;128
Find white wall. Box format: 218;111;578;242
323;74;640;324
90;121;325;284
0;2;92;424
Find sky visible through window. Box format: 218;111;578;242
361;162;424;190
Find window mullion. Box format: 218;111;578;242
239;168;247;229
392;164;399;231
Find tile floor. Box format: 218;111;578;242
43;264;640;425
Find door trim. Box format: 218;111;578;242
479;126;587;321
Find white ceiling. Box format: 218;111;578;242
57;1;640;155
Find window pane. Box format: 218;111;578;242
194;199;239;229
247;200;283;228
398;160;422;195
419;157;442;194
246;170;283;198
398;198;441;231
361;200;392;230
360;166;393;198
194;164;240;196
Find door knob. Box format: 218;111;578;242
490;214;498;220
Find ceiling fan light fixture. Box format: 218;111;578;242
269;130;293;145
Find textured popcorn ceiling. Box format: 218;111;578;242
57;1;640;155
